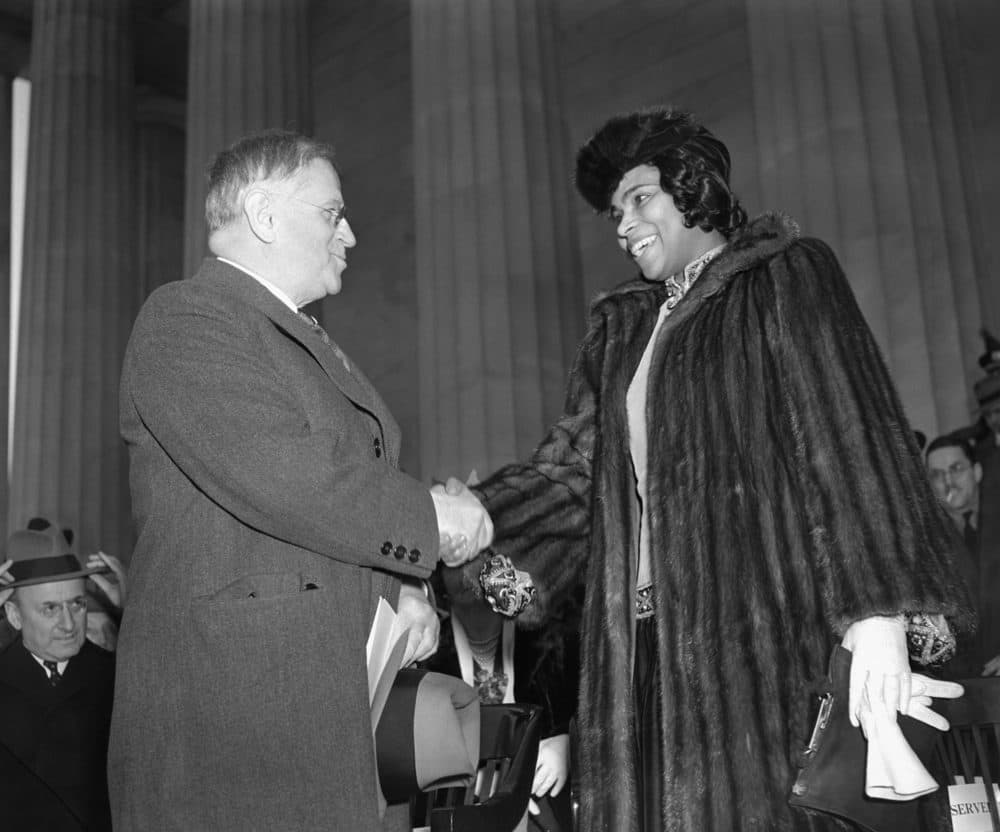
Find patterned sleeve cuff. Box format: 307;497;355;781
479;553;536;618
906;612;957;666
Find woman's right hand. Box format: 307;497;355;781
528;732;570;815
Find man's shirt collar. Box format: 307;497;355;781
28;651;69;676
216;256;299;313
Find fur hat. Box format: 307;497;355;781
574;107;733;212
3;517;108;589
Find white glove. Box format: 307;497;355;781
858;673;962;800
842;614;910;726
528;733;570;816
905;674;963;732
430;485;494;566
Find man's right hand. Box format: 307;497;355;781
430;484;493;566
87;552;127;608
0;559;13;607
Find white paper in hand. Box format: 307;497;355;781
366;597;409;726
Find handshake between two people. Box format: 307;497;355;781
394;477;493;667
430;475;493;567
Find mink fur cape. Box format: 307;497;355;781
475;213;972;832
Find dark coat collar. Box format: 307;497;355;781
190;256;308;333
0;638;100;703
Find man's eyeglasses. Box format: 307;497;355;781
928;461;972;483
37;597;87;619
288;196;348;229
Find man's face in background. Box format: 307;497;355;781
3;577;87;662
927;445;981;517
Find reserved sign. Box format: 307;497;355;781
949;781;1000;831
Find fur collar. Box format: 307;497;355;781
591;211;800;309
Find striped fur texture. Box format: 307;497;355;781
476;213;972;831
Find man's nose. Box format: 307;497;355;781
56;603;74;629
338;218;357;248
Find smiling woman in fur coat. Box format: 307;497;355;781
469;108;972;832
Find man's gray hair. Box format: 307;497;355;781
205;130;338;232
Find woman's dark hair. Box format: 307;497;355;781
575;108;747;237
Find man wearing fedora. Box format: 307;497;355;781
0;520;119;832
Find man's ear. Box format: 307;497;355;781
244;188;277;243
3;599;22;630
974;462;984;484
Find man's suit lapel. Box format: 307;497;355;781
278;309;404;464
279;308;380;409
193;259;385;418
56;647;92;702
0;640;64;703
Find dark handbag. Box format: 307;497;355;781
788;645;939;832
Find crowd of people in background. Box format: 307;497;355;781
922;334;1000;681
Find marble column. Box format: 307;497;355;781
183;0;312;279
746;0;983;437
10;0;136;555
411;0;584;479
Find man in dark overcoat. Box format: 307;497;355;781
470;110;972;831
110;130;491;831
926;434;1000;676
0;522;117;832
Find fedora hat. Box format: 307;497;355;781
3;517;109;589
375;668;480;805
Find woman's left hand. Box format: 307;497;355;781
842;614;910;727
528;733;570;814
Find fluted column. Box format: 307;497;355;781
0;76;11;546
11;0;135;555
412;0;583;479
137;94;185;301
747;0;983;436
183;0;311;278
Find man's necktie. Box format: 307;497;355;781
297;311;352;374
43;660;61;687
962;511;979;553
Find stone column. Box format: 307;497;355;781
10;0;136;555
137;94;185;301
746;0;982;436
183;0;312;279
0;76;11;545
412;0;584;479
